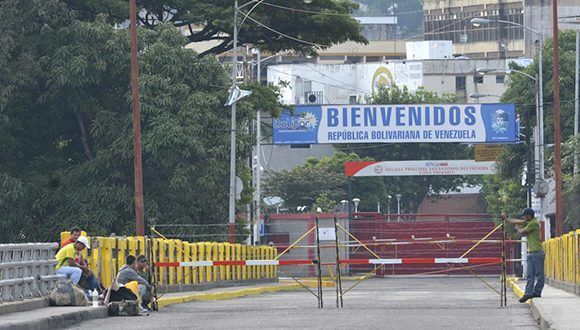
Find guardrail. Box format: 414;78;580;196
544;229;580;294
0;243;60;303
59;234;278;288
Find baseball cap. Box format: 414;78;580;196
76;236;91;249
137;255;147;262
520;208;534;217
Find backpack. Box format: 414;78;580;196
49;279;89;306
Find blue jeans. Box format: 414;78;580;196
525;251;545;296
56;266;82;284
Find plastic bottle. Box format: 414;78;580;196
91;289;99;307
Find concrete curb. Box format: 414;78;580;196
0;306;108;330
507;277;529;304
157;281;335;308
0;298;49;316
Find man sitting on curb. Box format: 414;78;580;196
136;254;152;309
55;236;91;285
501;208;545;303
117;255;152;311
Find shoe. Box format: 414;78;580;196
532;293;541;298
519;294;533;303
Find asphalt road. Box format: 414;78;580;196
69;277;537;330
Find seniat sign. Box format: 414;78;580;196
345;160;497;177
273;104;518;144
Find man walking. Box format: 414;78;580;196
501;208;544;303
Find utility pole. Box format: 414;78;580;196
552;0;564;237
575;30;579;175
228;1;240;243
129;0;145;236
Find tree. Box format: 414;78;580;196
483;30;580;223
263;152;388;212
64;0;367;57
335;86;479;213
0;1;277;242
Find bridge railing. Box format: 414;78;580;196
0;243;60;303
544;229;580;294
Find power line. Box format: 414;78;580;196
241;12;328;48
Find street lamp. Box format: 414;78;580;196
387;195;392;221
471;17;545;204
395;194;401;221
476;67;541;210
352;198;360;213
229;0;313;244
340;200;348;213
468;93;501;99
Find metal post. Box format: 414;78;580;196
228;1;239;244
347;178;353;223
333;216;344;308
552;0;564;237
574;30;579;175
315;215;323;308
257;49;262;84
254;110;262;244
501;218;507;307
129;0;145;236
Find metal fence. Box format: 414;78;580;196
0;243;60;303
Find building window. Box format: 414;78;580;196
496;75;505;84
456;76;467;91
290;144;311;149
473;75;484;84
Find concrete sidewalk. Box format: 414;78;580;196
0;281;324;329
509;278;580;330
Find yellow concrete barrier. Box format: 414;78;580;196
59;232;279;288
543;230;579;286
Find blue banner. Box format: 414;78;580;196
273;104;518;144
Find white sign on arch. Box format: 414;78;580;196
345;160;497;177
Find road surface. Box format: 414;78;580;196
70;277;537;329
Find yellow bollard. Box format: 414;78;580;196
190;243;198;285
218;243;225;281
205;242;213;283
157;239;167;285
167;240;176;285
183;242;191;285
224;243;231;281
241;245;247;281
197;243;205;284
175;240;183;285
233;244;239;281
212;243;219;282
117;238;127;273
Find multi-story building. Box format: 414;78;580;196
423;0;580;59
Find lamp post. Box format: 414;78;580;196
229;0;312;243
476;67;541;210
471;17;548;222
395;194;401;221
387;195;392;221
468;93;501;99
340;200;348;213
352;198;360;214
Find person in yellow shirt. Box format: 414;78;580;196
55;236;90;284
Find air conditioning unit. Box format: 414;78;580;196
304;91;323;104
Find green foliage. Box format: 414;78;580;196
484;30;580;223
64;0;367;57
312;193;336;213
263;152;387;212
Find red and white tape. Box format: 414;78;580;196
155;257;518;268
